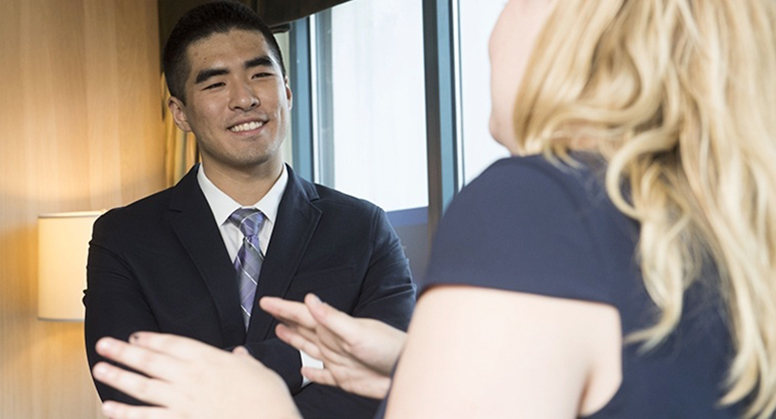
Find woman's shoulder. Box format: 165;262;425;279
424;153;637;308
446;154;615;242
463;153;605;205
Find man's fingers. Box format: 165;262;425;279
260;296;317;329
92;362;171;407
300;366;337;387
275;324;323;360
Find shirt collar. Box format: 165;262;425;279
197;164;289;227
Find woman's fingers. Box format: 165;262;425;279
92;362;172;407
275;324;324;360
304;294;360;344
101;401;172;419
125;332;224;362
96;337;182;381
260;296;317;329
94;336;302;419
276;321;354;369
300;366;338;387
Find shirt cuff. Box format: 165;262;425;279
299;349;324;387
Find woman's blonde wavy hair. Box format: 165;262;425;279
507;0;776;417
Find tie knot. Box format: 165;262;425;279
229;208;264;238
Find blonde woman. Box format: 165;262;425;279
92;0;776;418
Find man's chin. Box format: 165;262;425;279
225;155;282;173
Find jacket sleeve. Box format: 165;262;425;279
83;212;160;405
350;206;416;329
288;206;416;418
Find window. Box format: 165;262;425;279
457;0;510;185
311;0;428;212
292;0;506;277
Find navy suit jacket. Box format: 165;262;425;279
84;164;416;418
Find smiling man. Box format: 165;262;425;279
83;2;415;418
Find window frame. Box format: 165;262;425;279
287;0;465;238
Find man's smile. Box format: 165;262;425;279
229;119;266;133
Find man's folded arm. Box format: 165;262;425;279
351;206;416;330
84;213;161;405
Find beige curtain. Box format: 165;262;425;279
162;74;199;187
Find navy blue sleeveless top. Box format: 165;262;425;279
375;155;743;418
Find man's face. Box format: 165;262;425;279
169;29;292;174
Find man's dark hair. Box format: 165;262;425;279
163;1;286;102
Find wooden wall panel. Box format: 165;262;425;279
0;1;163;418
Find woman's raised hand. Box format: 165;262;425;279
260;294;406;399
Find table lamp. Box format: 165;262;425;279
37;211;102;321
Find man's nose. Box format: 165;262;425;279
230;82;259;111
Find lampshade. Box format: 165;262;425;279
37;211;102;321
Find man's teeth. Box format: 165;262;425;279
230;121;264;132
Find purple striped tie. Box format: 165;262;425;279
229;208;265;329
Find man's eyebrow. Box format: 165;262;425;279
195;68;229;85
193;56;275;85
245;56;274;70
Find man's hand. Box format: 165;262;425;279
92;333;301;419
260;294;406;399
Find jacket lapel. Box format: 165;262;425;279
168;165;247;347
249;165;321;340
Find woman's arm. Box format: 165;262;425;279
90;287;621;419
385;285;622;419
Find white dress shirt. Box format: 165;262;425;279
197;164;322;385
198;165;287;261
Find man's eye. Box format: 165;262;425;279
205;82;224;90
252;72;272;79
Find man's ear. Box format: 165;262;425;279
284;77;293;111
168;97;192;132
